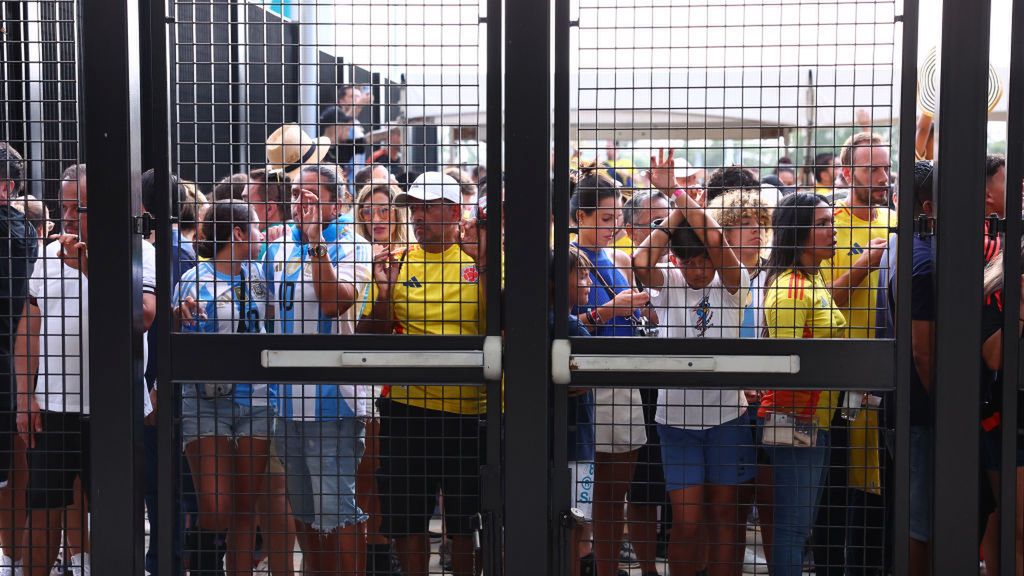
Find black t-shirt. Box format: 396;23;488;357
979;293;1024;435
0;205;38;388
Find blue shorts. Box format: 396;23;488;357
181;389;275;447
275;418;367;532
909;425;932;542
658;416;757;491
980;426;1024;472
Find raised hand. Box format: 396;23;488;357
648;148;677;193
53;234;88;274
295;189;323;243
459;218;487;268
175;295;206;328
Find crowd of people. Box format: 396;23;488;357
0;88;1020;576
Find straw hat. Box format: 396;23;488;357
265;124;332;181
918;46;1003;117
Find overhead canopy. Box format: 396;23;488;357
402;63;1009;142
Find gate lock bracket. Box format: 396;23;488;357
134;213;154;236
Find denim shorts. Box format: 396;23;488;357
275;418;367;532
181;389;275;447
658;416;757;491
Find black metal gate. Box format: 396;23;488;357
16;0;1020;574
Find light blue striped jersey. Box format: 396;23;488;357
174;260;273;406
264;216;373;420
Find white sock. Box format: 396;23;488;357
69;553;90;576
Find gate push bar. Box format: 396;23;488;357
551;339;800;384
260;335;504;381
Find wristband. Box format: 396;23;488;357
589;308;603;325
673;188;685;198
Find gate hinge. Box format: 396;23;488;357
134;213;154;236
914;215;935;239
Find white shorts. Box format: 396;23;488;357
593;387;647;453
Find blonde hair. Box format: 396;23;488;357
839;132;886;167
10;195;52;237
354;183;407;245
706;188;774;249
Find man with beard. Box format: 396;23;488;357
812;132;894;576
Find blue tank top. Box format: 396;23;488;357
572;245;639;337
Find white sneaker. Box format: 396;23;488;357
69;553;91;576
743;546;769;575
0;555;14;576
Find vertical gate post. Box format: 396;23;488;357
894;1;920;574
1000;0;1024;572
81;0;146;570
505;0;554;572
932;0;991;573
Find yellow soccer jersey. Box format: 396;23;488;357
390;243;485;414
763;270;847;430
822;202;897;339
611;234;634;253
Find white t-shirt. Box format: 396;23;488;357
649;262;749;429
29;240;154;416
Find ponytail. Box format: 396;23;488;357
196;200;253;259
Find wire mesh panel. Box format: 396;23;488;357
165;0;493;574
560;1;899;575
1;1;107;573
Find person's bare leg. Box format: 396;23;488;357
25;509;61;576
450;534;479;576
260;470;294;576
357;419;386;547
627;502;660;575
666;486;704;576
295;522;322;574
318;523;365;575
184;437;236;533
984;471;1001;576
705;484;744;576
909;537;930;576
229;437;269;575
64;478;88;559
593;450;638;576
0;437;28;564
392;534;430;576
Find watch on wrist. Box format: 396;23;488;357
308;243;328;259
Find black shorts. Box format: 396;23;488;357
377;398;484;536
629;388;666;504
28;410;91;510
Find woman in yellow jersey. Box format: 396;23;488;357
353;182;407;573
757;193;846;576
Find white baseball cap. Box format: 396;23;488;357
395;171;462;205
674;157;703;181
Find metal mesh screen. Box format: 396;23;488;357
2;1;96;574
561;1;898;575
166;0;491;574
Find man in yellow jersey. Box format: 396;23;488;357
361;171;487;576
815;132;893;573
